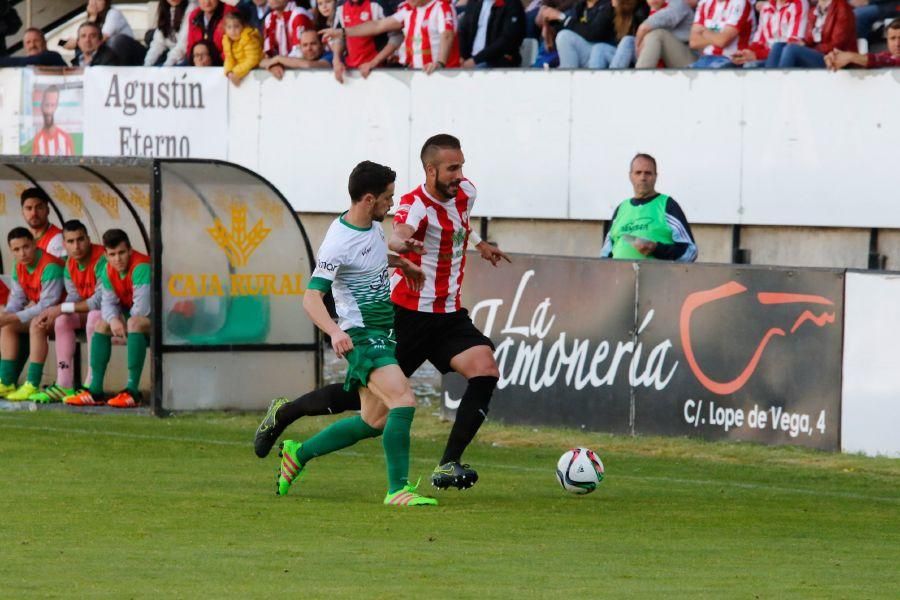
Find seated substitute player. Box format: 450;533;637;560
64;229;150;408
256;134;510;492
21;187;64;258
0;228;64;398
27;220;107;404
273;160;437;507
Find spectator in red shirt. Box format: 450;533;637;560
329;0;402;82
688;0;754;68
187;0;236;64
262;0;314;58
826;17;900;68
321;0;459;74
764;0;856;67
730;0;807;67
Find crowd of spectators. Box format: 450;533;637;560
0;0;897;75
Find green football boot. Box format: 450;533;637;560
384;480;439;507
254;397;289;458
275;440;305;497
30;384;73;404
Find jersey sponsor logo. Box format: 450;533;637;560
680;281;836;396
370;268;390;291
619;217;654;234
361;246;373;256
317;260;338;271
451;227;466;247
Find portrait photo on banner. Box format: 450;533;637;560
20;68;85;157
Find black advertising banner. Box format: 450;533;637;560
635;263;843;450
443;256;637;433
442;255;844;450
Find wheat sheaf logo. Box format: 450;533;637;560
207;203;271;268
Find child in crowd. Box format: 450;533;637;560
223;10;263;86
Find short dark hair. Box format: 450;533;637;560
78;21;102;35
8;227;34;244
631;153;657;172
24;27;45;39
42;84;60;99
420;134;462;167
102;228;131;250
63;219;88;236
223;10;247;26
348;161;396;203
21;187;51;207
888;19;900;33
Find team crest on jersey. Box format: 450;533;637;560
361;11;369;19
452;227;466;247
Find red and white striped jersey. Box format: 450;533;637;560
750;0;808;55
391;180;476;313
31;128;74;156
693;0;754;57
391;0;460;69
263;3;314;57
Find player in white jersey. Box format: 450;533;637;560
256;135;510;492
270;161;437;507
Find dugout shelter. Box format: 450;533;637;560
0;156;319;415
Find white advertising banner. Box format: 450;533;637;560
83;66;227;159
841;272;900;457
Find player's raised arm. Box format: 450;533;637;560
389;223;426;255
320;16;401;42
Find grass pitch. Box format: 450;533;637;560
1;409;898;599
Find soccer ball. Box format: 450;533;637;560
556;448;605;494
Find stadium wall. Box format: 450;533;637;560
841;272;900;458
4;66;899;267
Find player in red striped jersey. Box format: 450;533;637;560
321;0;460;73
256;134;509;490
20;187;64;258
31;85;74;157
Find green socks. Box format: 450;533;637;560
383;406;416;493
0;359;17;385
89;332;112;395
26;362;44;387
126;333;148;394
297;415;382;465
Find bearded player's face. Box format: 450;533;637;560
432;148;464;200
371;183;395;222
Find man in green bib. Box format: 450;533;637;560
601;154;698;262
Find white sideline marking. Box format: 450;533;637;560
1;420;897;504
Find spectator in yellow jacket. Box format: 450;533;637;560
222;11;262;86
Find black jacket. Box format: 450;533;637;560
458;0;526;67
559;0;615;44
71;43;121;67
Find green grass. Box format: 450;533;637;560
1;409;898;599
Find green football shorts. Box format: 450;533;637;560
342;327;399;391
